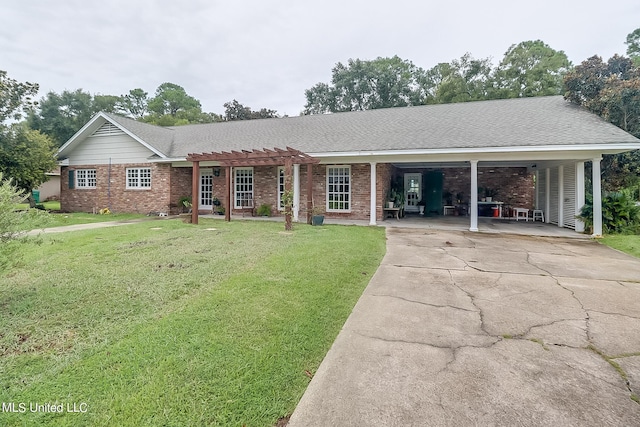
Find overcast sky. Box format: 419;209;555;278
2;0;639;117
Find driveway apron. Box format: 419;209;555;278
288;228;640;426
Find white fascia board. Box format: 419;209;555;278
149;158;222;168
308;143;640;163
149;157;186;163
57;112;168;159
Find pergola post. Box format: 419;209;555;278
306;163;313;224
225;166;231;222
191;161;199;225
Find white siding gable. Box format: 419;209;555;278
68;131;156;165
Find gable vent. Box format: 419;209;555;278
92;122;125;137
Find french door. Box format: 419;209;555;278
404;173;422;212
199;170;213;208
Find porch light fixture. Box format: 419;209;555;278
213;167;221;177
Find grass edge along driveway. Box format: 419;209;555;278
0;219;386;426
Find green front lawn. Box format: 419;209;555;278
15;210;146;231
601;234;640;258
0;220;385;426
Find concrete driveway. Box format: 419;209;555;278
288;229;640;426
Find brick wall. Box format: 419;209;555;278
61;163;534;219
442;167;534;209
170;167;193;214
376;163;394;221
60;163;172;214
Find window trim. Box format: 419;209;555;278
126;167;152;190
75;169;97;189
326;165;351;212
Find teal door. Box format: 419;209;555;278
423;171;443;215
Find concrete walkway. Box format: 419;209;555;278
288;228;640;426
25;217;165;236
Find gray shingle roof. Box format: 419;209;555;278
103;113;175;156
108;96;640;158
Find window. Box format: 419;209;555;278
76;169;96;188
327;166;351;211
234;168;253;208
277;167;285;211
126;168;151;189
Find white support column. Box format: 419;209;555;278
535;170;540;209
545;168;551;223
575;161;585;233
558;165;564;228
470;160;479;232
592;158;603;237
293;164;300;222
369;162;377;226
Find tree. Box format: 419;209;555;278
0;124;57;206
223;99;278;120
564;54;640;190
493;40;571;98
119;88;149;119
28;89;95;147
147;83;201;117
145;83;220;126
626;28;640;65
303;56;426;114
428;53;494;104
93;94;123;114
0;70;39;122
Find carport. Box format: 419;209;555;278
303;97;640;237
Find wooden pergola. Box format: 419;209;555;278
186;147;320;230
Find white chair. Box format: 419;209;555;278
514;207;529;221
532;209;544;222
443;205;455;216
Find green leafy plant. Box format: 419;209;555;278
0;172;50;268
257;203;272;217
577;192;640;234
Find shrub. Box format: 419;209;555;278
578;192;640;234
0;173;51;269
257;204;272;216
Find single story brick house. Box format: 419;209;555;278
56;96;640;236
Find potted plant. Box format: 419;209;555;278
311;205;325;226
417;199;426;216
485;188;498;202
178;196;192;213
257;203;272;217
